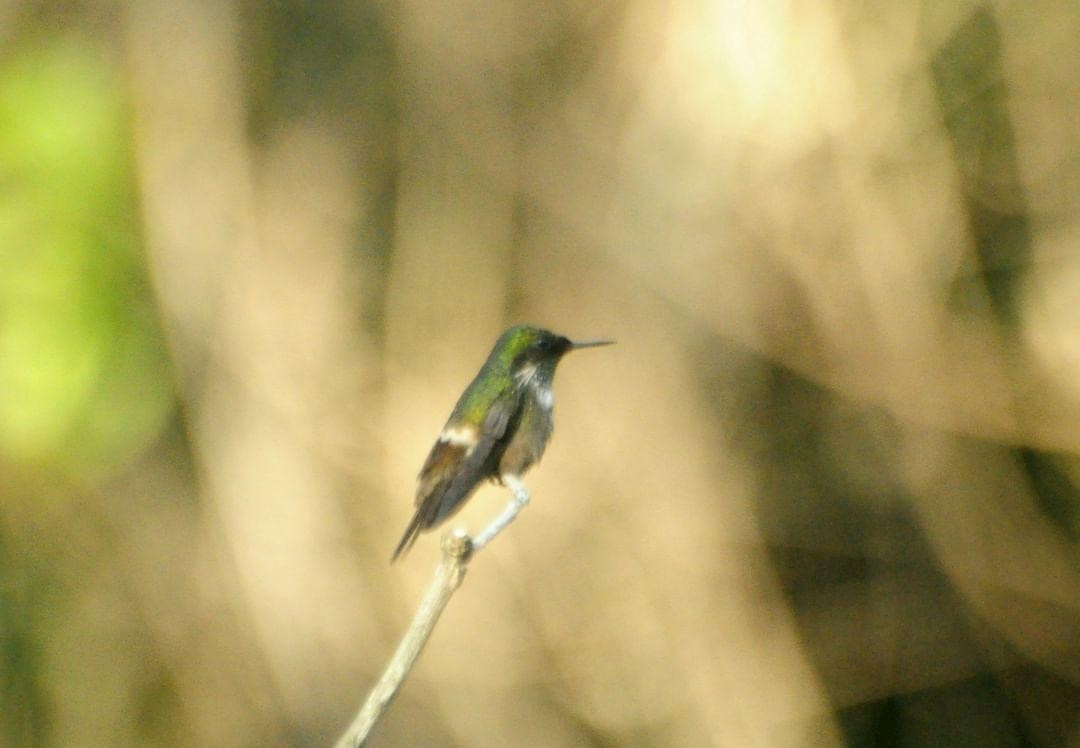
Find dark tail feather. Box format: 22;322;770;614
392;483;453;562
391;509;426;562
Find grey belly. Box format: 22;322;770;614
498;397;553;478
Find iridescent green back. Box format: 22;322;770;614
447;325;543;426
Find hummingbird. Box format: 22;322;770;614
392;324;613;561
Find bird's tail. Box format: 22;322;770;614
390;509;426;562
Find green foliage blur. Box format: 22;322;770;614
0;34;171;476
0;29;175;748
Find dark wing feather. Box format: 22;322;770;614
391;394;520;561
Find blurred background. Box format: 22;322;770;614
1;0;1077;746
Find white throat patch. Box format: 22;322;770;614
535;386;554;410
515;363;553;410
514;363;538;387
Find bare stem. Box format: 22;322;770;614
334;530;472;748
335;484;532;746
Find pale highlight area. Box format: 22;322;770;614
125;0;383;741
1023;254;1080;404
440;425;480;448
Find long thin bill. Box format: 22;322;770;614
570;338;615;349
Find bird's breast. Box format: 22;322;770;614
498;385;554;478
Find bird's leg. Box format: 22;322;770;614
471;475;531;552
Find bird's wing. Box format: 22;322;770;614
391;394;519;561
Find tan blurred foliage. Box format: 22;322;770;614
1;0;1077;746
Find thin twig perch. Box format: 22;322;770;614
335;488;535;746
334;529;472;747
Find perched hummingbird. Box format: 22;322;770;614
392;324;613;561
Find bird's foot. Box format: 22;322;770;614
471;475;530;552
505;475;531;508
